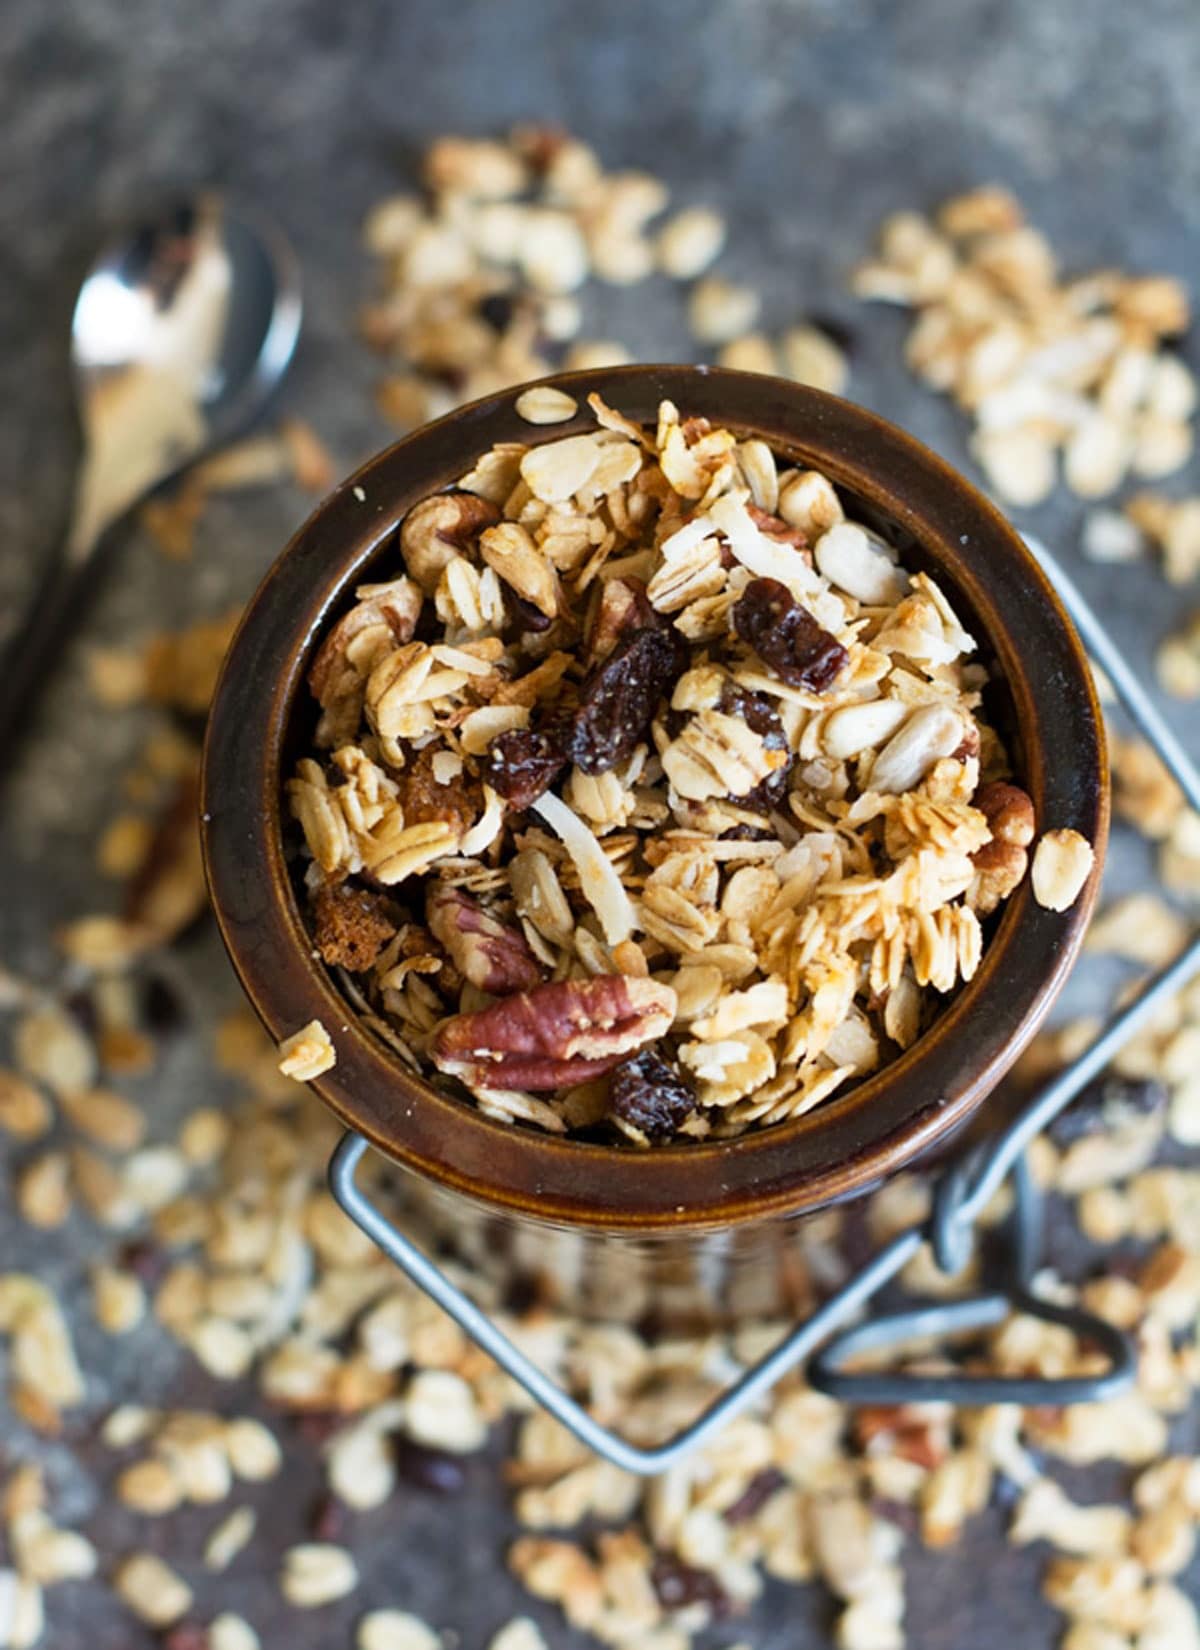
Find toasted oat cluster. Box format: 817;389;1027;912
287;393;1035;1144
853;186;1195;506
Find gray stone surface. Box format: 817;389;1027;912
0;0;1197;1645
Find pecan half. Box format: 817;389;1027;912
400;491;502;595
968;780;1036;914
426;883;542;995
585;577;655;667
746;503;811;556
431;976;677;1091
968;839;1028;916
976;780;1036;846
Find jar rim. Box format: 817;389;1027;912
201;366;1108;1233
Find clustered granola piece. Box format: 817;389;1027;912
853;186;1196;506
359;129;849;433
1122;491;1200;586
1;923;1200;1650
1155;609;1200;702
283;391;1077;1144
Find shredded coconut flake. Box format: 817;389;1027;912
709;493;821;598
530;791;636;945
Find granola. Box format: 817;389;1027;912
853;187;1196;507
286;393;1040;1143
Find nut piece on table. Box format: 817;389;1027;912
1032;828;1096;912
431;975;677;1092
399;491;502;595
426;882;543;994
277;1020;337;1082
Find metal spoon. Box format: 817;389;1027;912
0;193;302;752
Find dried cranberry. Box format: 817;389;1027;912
569;624;688;774
394;1436;468;1495
485;719;571;811
650;1553;731;1615
723;1467;787;1524
733;577;848;691
609;1050;696;1141
1048;1075;1167;1148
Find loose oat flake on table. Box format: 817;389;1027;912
284;391;1069;1144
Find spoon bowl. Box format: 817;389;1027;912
1;194;301;757
67;194;302;556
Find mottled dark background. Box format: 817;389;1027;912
1;1;1197;1645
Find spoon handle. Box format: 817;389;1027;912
0;544;102;762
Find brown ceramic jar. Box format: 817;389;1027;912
201;367;1107;1324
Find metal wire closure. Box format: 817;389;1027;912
329;537;1200;1475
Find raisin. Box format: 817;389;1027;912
394;1436;468;1495
485;719;571;811
650;1553;731;1615
1047;1075;1166;1148
609;1049;696;1141
723;1467;787;1524
733;576;848;691
570;624;689;774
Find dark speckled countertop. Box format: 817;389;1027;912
0;2;1197;1645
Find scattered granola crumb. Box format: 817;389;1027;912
113;1552;194;1627
280;418;337;493
687;276;761;344
210;1616;261;1650
854;189;1196;505
1031;829;1096;912
656;206;726;279
279;1542;359;1608
487;1620;551;1650
515;385;578;424
203;1506;257;1572
357;1610;443;1650
277;1020;337;1081
1155;612;1200;699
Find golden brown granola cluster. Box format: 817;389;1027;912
283;392;1092;1144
